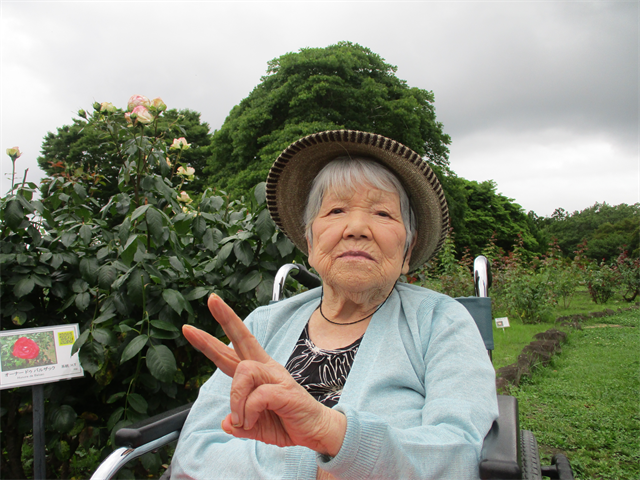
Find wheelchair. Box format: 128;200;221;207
92;258;574;480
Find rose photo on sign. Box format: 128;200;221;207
0;331;57;372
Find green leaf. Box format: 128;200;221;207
255;209;275;242
120;235;139;266
150;328;180;340
275;235;295;257
183;287;210;301
92;328;116;346
238;270;262;294
73;183;87;200
107;407;124;431
162;289;186;315
98;265;117;290
146;207;164;244
79;224;92;245
192;216;207;239
169;256;185;273
131;204;151;222
127;393;148;414
256;277;275;305
12;311;27;325
75;292;91;311
72;330;90;355
61;232;77;248
254;182;266;205
107;392;126;404
146;345;177;383
14;276;35;297
150;320;179;332
32;274;52;288
93;310;116;324
118;217;131;244
80;257;99;284
50;405;77;434
5;200;24;231
120;334;149;364
234;240;254;266
215;242;234;268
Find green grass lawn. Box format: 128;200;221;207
510;309;639;480
491;288;633;370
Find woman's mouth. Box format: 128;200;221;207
339;250;375;261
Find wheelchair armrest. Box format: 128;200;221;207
115;403;193;448
479;395;521;479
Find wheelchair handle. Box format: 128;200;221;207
272;264;322;302
474;255;492;298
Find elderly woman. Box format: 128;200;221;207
171;131;498;480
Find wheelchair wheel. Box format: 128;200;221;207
552;454;575;480
520;430;542;480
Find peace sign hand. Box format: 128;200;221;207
182;294;346;457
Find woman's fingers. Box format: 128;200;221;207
207;294;270;363
182;325;240;377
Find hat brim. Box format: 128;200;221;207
266;130;449;272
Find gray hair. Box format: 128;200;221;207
304;157;416;253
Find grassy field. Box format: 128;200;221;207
491;288;632;370
490;291;639;480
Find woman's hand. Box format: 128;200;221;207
182;294;347;457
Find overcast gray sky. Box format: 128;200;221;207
1;1;637;217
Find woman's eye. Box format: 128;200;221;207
377;211;391;218
330;208;343;214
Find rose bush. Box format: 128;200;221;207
12;337;40;359
0;96;306;479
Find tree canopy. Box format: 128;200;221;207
204;41;452;197
440;175;544;257
38;108;212;203
536;202;639;261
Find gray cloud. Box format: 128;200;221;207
1;1;637;216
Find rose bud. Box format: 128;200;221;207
127;94;151;111
78;109;87;119
152;97;167;112
6;146;22;161
100;102;116;113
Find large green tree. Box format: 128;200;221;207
536;202;639;261
205;42;451;197
440;175;543;257
38;108;212;203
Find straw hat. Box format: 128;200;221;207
266;130;449;271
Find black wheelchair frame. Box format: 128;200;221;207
91;258;574;480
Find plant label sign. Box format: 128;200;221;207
495;317;511;329
0;325;84;390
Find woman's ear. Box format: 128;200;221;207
401;237;417;275
306;235;316;270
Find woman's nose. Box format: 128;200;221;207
342;211;371;239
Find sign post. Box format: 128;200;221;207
495;317;511;332
0;324;85;479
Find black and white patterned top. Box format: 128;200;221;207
285;323;362;408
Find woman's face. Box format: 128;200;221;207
307;184;411;295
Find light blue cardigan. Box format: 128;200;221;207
172;284;498;480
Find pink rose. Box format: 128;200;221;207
170;137;190;150
127;95;150;111
177;191;192;203
177;166;195;178
12;337;40;359
152;97;167;111
131;105;154;124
